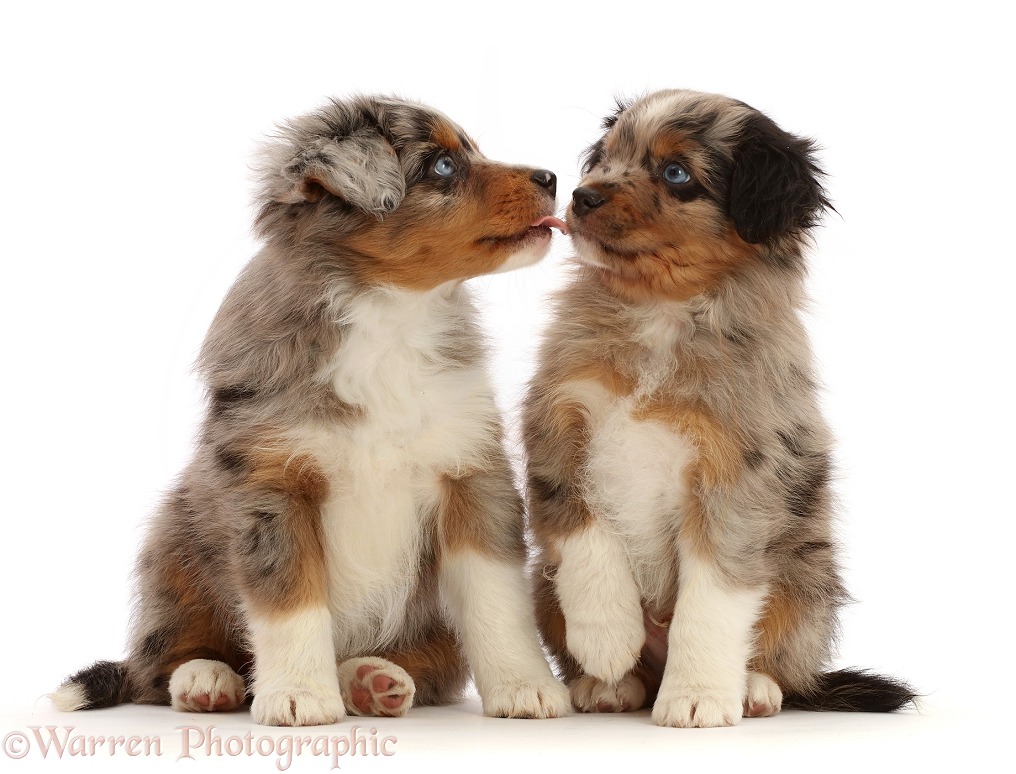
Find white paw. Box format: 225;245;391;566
481;676;571;719
743;672;782;718
569;672;646;712
652;686;743;728
337;658;415;718
169;659;245;713
566;616;645;685
250;685;345;726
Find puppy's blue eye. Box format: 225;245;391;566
663;162;691;185
433;155;456;178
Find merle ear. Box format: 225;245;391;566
280;129;406;216
729;112;827;244
581;98;631;174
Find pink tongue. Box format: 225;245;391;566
532;215;569;235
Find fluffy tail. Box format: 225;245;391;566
49;660;131;711
784;668;917;712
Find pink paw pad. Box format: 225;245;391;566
745;702;769;717
338;658;415;718
743;673;783;718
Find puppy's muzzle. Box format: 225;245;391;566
571;186;608;217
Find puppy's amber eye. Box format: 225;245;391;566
432;155;457;178
663;162;691;185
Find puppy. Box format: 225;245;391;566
51;95;570;725
524;89;915;727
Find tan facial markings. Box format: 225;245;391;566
342;157;554;290
427;119;466;153
571;125;760;302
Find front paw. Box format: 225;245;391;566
251;686;345;726
481;676;570;719
566;617;645;685
652;687;743;728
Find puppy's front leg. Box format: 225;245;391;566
235;450;344;726
525;380;645;684
437;466;569;718
554;522;645;684
652;539;767;728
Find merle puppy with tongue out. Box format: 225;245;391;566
51;95;570;726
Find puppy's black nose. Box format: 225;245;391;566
530;169;557;198
572;186;608;217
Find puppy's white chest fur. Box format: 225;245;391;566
578;387;693;606
295;285;498;656
573;305;699;607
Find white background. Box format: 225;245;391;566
1;1;1013;770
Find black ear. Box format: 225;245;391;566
729;112;827;245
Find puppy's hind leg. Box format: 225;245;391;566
126;492;251;713
437;462;570;719
743;671;782;718
569;672;648;713
337;658;415;718
749;579;839;715
169;659;246;712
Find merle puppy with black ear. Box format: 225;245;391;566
51;95;571;726
524;89;915;727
